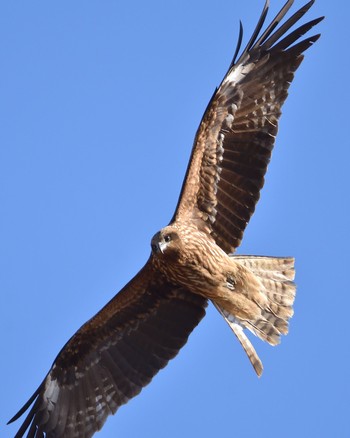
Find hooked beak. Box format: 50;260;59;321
151;231;167;255
158;241;167;254
152;241;165;254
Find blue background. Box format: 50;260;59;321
1;1;348;437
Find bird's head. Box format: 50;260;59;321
151;226;181;260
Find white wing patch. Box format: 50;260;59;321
43;373;60;412
222;62;255;87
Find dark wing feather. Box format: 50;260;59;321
172;1;323;254
9;260;207;438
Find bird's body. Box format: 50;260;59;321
9;1;323;437
152;224;231;294
153;224;264;315
152;223;295;350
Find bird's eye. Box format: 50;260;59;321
164;235;171;243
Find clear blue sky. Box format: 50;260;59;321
1;1;348;437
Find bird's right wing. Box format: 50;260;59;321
9;260;207;438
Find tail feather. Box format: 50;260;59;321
214;302;263;377
215;255;296;375
235;255;296;344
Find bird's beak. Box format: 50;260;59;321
152;241;165;254
158;241;166;254
151;231;167;255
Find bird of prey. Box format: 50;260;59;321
9;1;323;437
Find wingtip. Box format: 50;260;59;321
232;20;244;65
7;380;44;430
311;33;322;43
305;0;316;9
314;15;325;25
299;0;320;19
310;15;325;42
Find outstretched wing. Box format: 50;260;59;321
172;0;323;254
9;261;207;438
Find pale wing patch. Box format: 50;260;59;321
222;61;256;87
43;373;60;412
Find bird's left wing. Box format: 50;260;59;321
9;260;207;438
172;0;323;254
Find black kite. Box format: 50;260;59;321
9;1;323;436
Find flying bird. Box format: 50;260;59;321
9;1;323;437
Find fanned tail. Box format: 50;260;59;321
215;256;296;376
234;256;295;344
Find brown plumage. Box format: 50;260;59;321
9;1;323;437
